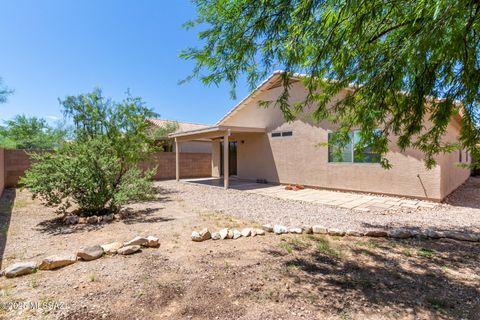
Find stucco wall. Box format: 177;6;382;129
219;82;469;200
0;149;4;196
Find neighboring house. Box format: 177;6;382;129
171;71;471;201
147;119;212;153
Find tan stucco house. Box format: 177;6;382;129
171;71;471;201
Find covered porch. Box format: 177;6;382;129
169;125;266;189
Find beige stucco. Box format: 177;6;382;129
211;80;470;201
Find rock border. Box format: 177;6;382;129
0;235;160;278
191;224;479;243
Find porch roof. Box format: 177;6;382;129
169;125;265;141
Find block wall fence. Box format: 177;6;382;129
0;149;211;195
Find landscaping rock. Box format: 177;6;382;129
241;228;252;237
262;224;274;233
250;229;257;237
86;216;98;224
312;225;328;234
63;214;79;225
254;228;265;236
387;228;413;239
365;230;388;237
39;254;77;270
219;228;229;240
78;217;87;224
444;231;478;242
124;236;148;247
113;214;122;220
273;225;288;234
302;226;313;234
289;227;303;234
211;232;221;240
3;261;38;278
100;242;123;254
424;229;445;239
192;228;211;242
233;229;242;239
77;245;104;261
103;214;114;222
145;236;160;247
328;228;346;236
346;230;364;237
117;245;141;255
227;229;234;239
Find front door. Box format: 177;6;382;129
220;141;237;176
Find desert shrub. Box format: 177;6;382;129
21;89;158;216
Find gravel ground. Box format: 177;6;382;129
156;177;480;232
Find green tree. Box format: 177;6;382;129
0;77;13;104
21;89;159;216
0;115;68;149
182;0;480;168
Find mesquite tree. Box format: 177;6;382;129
182;0;480;168
21;89;159;216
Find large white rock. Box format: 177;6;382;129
3;261;38;278
63;215;79;225
117;245;141;255
346;230;364;237
101;242;123;254
273;225;288;234
312;225;328;234
233;230;242;239
444;231;478;242
145;236;160;247
262;224;274;232
219;228;229;240
227;229;234;239
192;228;211;242
254;228;265;236
124;236;149;247
39;254;77;270
211;232;221;240
241;228;252;237
387;228;413;239
289;227;303;234
77;245;104;261
327;228;345;236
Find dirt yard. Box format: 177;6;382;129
0;183;479;320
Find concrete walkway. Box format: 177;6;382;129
183;178;438;212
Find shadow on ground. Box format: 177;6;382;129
0;189;16;269
270;236;480;319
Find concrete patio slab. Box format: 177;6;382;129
182;178;438;212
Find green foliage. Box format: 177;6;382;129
151;121;179;152
0;77;13;104
182;0;480;168
21;89;159;216
0;115;68;150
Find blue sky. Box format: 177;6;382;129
0;0;251;125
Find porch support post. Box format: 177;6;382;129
175;138;180;181
223;130;230;189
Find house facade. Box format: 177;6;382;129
171;72;470;201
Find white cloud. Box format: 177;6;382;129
45;115;60;120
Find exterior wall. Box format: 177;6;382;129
2;150;211;187
144;152;212;180
219;82;469;200
175;140;212;154
4;149;31;188
0;149;4;196
438;121;471;198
